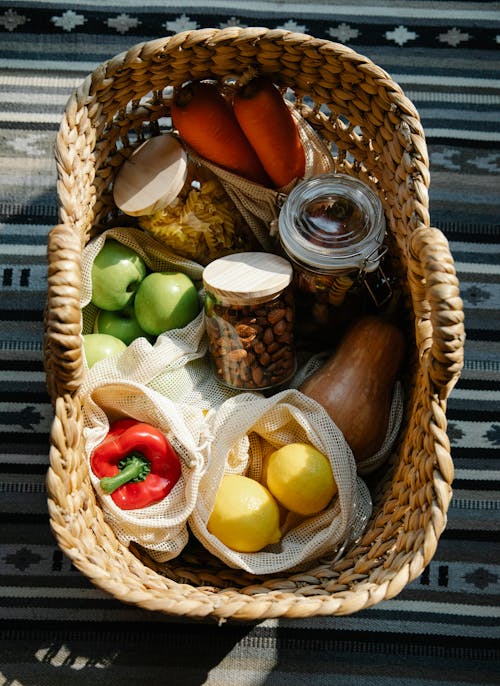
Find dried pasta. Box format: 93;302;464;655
139;176;254;265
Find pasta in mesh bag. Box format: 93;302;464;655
82;381;209;563
139;173;256;265
189;388;372;575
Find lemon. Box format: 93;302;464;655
207;474;281;553
266;443;337;516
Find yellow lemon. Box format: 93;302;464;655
266;443;337;516
207;474;281;553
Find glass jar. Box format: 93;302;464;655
113;133;255;265
278;173;390;307
203;252;296;391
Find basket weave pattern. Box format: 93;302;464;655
44;28;465;620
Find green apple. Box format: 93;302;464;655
134;271;200;336
83;333;127;368
94;305;152;345
91;239;147;311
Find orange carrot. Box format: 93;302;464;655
233;76;306;189
171;80;272;186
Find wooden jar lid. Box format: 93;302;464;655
203;252;293;306
113;134;188;216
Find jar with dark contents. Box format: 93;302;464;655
278;173;388;307
203;252;296;391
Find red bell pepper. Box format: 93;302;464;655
90;418;181;510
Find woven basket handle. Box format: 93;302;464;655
44;224;84;401
409;226;465;399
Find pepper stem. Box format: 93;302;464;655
99;454;151;494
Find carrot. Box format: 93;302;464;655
171;80;272;186
233;76;306;189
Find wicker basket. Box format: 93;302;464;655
44;28;465;621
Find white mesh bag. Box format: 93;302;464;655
189;388;372;575
81;380;209;563
80;226;208;396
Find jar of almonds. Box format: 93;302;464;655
203;252;296;391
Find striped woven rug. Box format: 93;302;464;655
1;1;499;684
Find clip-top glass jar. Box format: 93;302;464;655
278;173;389;307
203;252;296;391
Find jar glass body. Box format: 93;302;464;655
205;288;296;391
278;173;386;306
139;161;256;266
203;252;296;391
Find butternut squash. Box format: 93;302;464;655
299;315;406;463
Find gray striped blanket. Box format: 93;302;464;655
0;1;498;683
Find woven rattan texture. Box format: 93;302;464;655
44;28;465;621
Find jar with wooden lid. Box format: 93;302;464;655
278;173;390;307
113;133;255;265
203;252;296;391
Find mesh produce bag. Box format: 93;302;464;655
81;381;209;562
80;227;208;394
79;229;248;561
80;227;248;412
189;388;372;575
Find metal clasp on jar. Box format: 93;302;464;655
353;245;393;308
